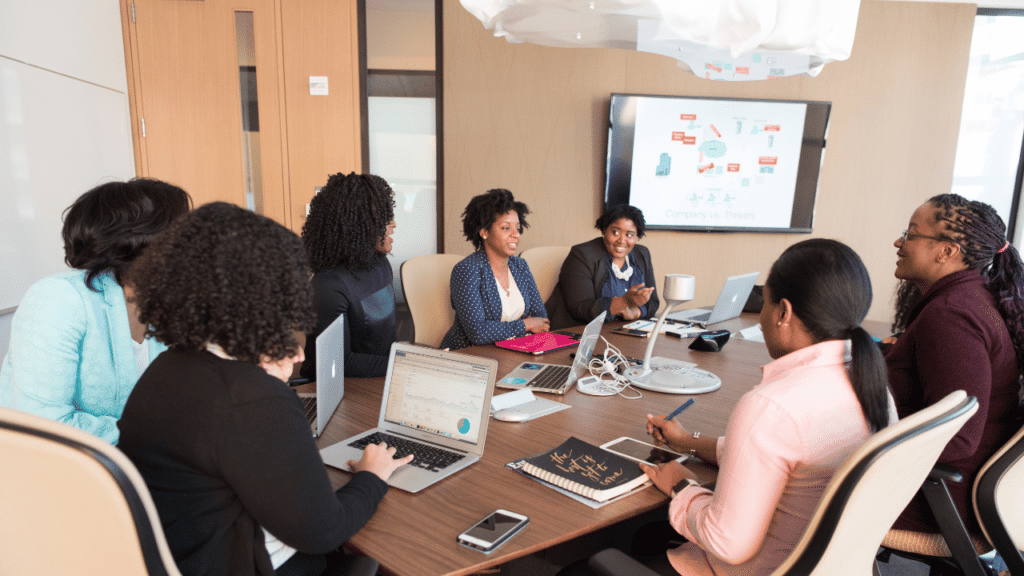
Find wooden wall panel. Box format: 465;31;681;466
443;0;975;323
281;0;362;231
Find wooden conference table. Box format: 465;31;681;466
313;315;771;576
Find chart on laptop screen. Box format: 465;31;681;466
384;351;489;445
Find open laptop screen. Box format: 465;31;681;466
383;349;492;446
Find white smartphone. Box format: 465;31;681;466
456;509;529;553
601;437;687;465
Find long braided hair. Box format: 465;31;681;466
893;194;1024;372
302;173;396;274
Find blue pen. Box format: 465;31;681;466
650;398;695;436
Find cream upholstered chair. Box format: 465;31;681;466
879;416;1024;576
520;246;570;304
401;253;464;348
586;391;979;576
0;406;183;576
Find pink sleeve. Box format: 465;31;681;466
668;392;800;565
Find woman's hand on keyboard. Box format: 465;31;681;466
349;442;415;481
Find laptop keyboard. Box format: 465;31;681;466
300;395;317;424
527;365;572;390
349;431;465;472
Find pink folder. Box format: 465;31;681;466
495;332;579;355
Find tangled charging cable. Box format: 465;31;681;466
579;336;642;399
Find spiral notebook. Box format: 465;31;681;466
517;436;650;503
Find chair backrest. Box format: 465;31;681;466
0;407;182;576
974;418;1024;575
401;253;464;348
771;391;978;576
519;246;570;304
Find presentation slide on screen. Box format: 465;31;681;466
629;98;808;229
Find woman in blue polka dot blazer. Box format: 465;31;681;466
440;189;550;350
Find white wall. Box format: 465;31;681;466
0;0;134;359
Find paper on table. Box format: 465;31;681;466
490;389;570;421
739;325;765;342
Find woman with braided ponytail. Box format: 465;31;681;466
613;239;893;576
300;173;397;379
885;193;1024;539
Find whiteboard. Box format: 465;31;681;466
0;57;135;311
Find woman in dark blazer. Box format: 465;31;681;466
440;189;548;350
547;205;659;330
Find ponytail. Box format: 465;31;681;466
847;326;891;432
985;244;1024;372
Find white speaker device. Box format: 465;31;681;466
624;274;722;394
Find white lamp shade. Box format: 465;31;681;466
663;274;695;304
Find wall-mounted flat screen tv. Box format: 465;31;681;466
605;93;831;233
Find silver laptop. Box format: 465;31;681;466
319;343;498;493
496;311;606;395
669;272;759;327
297;313;346;437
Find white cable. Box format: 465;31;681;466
582;336;642;399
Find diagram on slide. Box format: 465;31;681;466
629;98;808;229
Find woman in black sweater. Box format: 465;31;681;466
301;173;398;379
118;202;411;576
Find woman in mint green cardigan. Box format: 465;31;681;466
0;179;190;443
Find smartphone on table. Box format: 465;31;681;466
600;437;687;465
456;509;529;553
612;327;649;338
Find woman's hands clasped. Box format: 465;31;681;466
523;316;550;334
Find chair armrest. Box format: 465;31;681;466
588;548;661;576
926;463;963;484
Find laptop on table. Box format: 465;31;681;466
319;343;498;493
496;311;606;395
668;272;759;328
296;313;346;437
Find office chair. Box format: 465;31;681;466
0;406;183;576
878;418;1024;576
585;391;979;576
401;253;463;347
520;245;571;303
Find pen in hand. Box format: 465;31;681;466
649;398;695;438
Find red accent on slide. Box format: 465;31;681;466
710;124;721;138
682;136;696;145
680;114;696;120
765;125;781;132
728;164;740;172
736;67;749;74
672;132;685;141
705;63;723;73
698;163;715;174
759;157;778;165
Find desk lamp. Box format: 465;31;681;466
624;274;722;394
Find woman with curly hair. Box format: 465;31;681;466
884;194;1023;540
547;204;659;329
300;172;397;379
440;189;549;350
117;203;411;576
0;178;190;443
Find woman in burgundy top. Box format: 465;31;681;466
886;193;1024;535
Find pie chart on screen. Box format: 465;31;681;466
457;418;471;434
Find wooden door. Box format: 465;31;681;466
122;0;289;224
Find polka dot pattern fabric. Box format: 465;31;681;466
440;251;547;350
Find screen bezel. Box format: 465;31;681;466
605;93;831;234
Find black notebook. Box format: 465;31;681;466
520;437;650;503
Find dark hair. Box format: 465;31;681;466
302;172;396;274
596;205;646;238
461;189;530;250
132;202;315;364
893;194;1024;372
766;239;890;432
62;178;191;290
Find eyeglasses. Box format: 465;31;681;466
900;229;947;244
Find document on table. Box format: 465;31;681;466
738;325;765;342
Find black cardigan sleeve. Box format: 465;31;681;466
217;386;389;554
